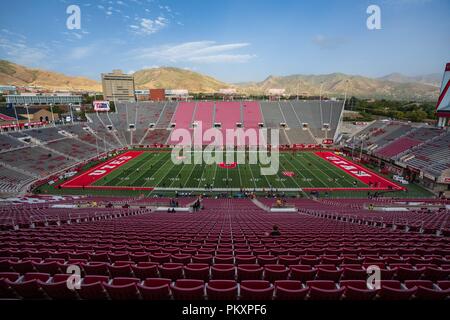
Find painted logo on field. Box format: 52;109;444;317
88;156;134;176
282;171;295;177
314;151;404;190
218;162;237;169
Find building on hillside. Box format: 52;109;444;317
101;70;136;102
165;89;190;101
135;89;150;101
150;89;166;101
0;85;17;94
217;88;237;100
268;88;286;101
5;94;82;105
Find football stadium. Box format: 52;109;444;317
0;0;449;316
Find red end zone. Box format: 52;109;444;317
311;151;405;191
59;151;151;190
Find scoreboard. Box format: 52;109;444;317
93;101;110;112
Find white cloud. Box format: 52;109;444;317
130;16;168;35
67;45;96;60
189;54;256;64
131;41;256;64
142;65;160;69
0;35;49;66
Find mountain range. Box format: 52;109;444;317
0;59;441;101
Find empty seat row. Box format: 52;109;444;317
2;261;449;283
2;273;449;300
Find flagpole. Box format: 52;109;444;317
25;104;30;127
50;103;55;126
13;104;19;130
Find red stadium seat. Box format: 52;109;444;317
237;264;263;281
341;267;367;280
290;265;317;282
211;264;235;280
150;253;171;264
206;280;238;300
183;263;210;281
340;280;377;301
171;254;192;265
214;255;234;264
129;253;150;263
82;262;109;276
10;260;35;274
192;254;213;265
395;267;425;281
404;280;450;300
274;280;308;300
307;280;344;300
378;280;416;300
39;274;79;300
137;278;172;300
0;272;20;298
316;267;343;282
235;255;257;264
423;267;450;282
7;273;51;299
103;277;140;300
257;255;278;266
278;255;300;266
32;261;62;275
240;280;274;300
131;264;158;280
264;264;289;282
107;264;134;278
78;275;110;300
159;263;184;281
170;279;205;300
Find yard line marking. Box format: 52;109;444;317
116;153;156;186
123;152;167;187
282;153;311;188
306;152;356;187
276;154;299;188
148;153;178;187
290;152;329;187
183;160;198;189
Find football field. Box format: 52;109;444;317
59;150;403;192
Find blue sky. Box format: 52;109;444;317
0;0;449;83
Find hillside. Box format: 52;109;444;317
0;60;441;101
379;73;441;87
133;67;231;93
0;60;101;92
237;73;440;101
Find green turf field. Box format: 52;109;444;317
91;151;367;190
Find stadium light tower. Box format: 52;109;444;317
319;82;324;126
69;103;74;124
25;104;31;124
343;80;350;107
95;135;100;157
49;103;55;126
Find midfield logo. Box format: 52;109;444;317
171;121;280;176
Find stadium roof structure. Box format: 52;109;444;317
436;62;450;117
